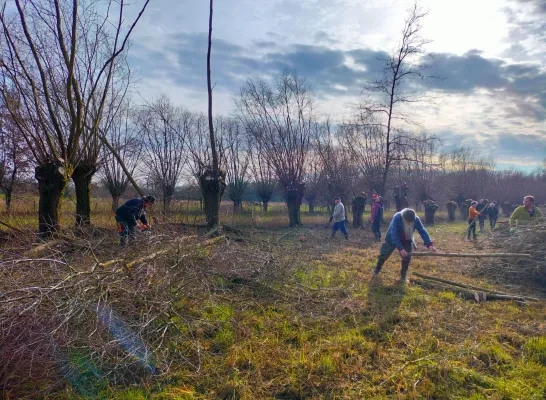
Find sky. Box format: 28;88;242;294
126;0;546;172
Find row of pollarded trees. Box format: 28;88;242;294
1;1;544;233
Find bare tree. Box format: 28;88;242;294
358;2;437;194
338;121;385;193
222;118;250;212
0;0;150;234
197;0;226;231
248;142;277;212
237;71;314;227
314;121;357;206
136;95;189;216
0;91;31;212
99;101;141;212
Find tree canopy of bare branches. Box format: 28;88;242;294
137;95;189;216
99;100;141;212
358;2;438;194
237;71;314;226
0;0;149;233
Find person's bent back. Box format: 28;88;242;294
115;195;155;246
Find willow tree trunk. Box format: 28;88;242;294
424;208;437;225
285;182;305;227
73;164;96;226
199;170;226;230
4;189;12;214
262;201;269;212
35;163;67;234
446;202;457;222
460;204;470;221
111;195;121;213
351;196;367;228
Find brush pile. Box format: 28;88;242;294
477;223;546;289
0;228;277;398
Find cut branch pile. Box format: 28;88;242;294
0;229;278;398
476;224;546;288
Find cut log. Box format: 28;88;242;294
412;278;531;302
412;252;531;258
412;272;539;302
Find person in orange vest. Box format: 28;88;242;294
466;201;481;240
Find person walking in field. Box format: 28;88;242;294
329;197;349;240
509;195;543;226
115;195;155;246
466;201;480;240
486;202;499;230
371;208;437;284
369;193;383;241
476;199;488;231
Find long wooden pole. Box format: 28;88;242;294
411;252;531;258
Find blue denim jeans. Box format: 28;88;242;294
331;221;348;238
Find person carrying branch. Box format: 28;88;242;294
466;201;480;240
329;197;349;240
115;195;156;247
369;193;383;241
371;208;437;284
509;195;543;227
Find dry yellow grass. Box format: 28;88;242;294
1;204;545;399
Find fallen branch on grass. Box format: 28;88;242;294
412;252;531;258
0;218;24;233
412;272;539;302
412;278;529;302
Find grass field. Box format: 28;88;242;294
1;201;545;399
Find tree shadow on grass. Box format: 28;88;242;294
361;277;407;342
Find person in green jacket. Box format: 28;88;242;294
509;195;543;226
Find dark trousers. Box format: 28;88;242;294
116;217;136;246
332;221;348;238
467;219;477;239
371;220;381;240
489;217;497;229
478;215;485;231
374;241;413;279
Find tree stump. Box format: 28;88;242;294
285;181;306;227
446;201;458;222
351;193;367;228
423;199;439;225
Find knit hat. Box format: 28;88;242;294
372;193;378;199
401;208;416;222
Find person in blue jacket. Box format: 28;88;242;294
372;208;437;283
115;195;155;246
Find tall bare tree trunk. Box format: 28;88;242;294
199;0;224;230
35;163;67;234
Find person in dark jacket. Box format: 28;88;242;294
372;208;437;283
369;193;383;241
476;199;488;231
486;202;499;230
115;195;155;246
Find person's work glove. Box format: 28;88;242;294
139;224;150;231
